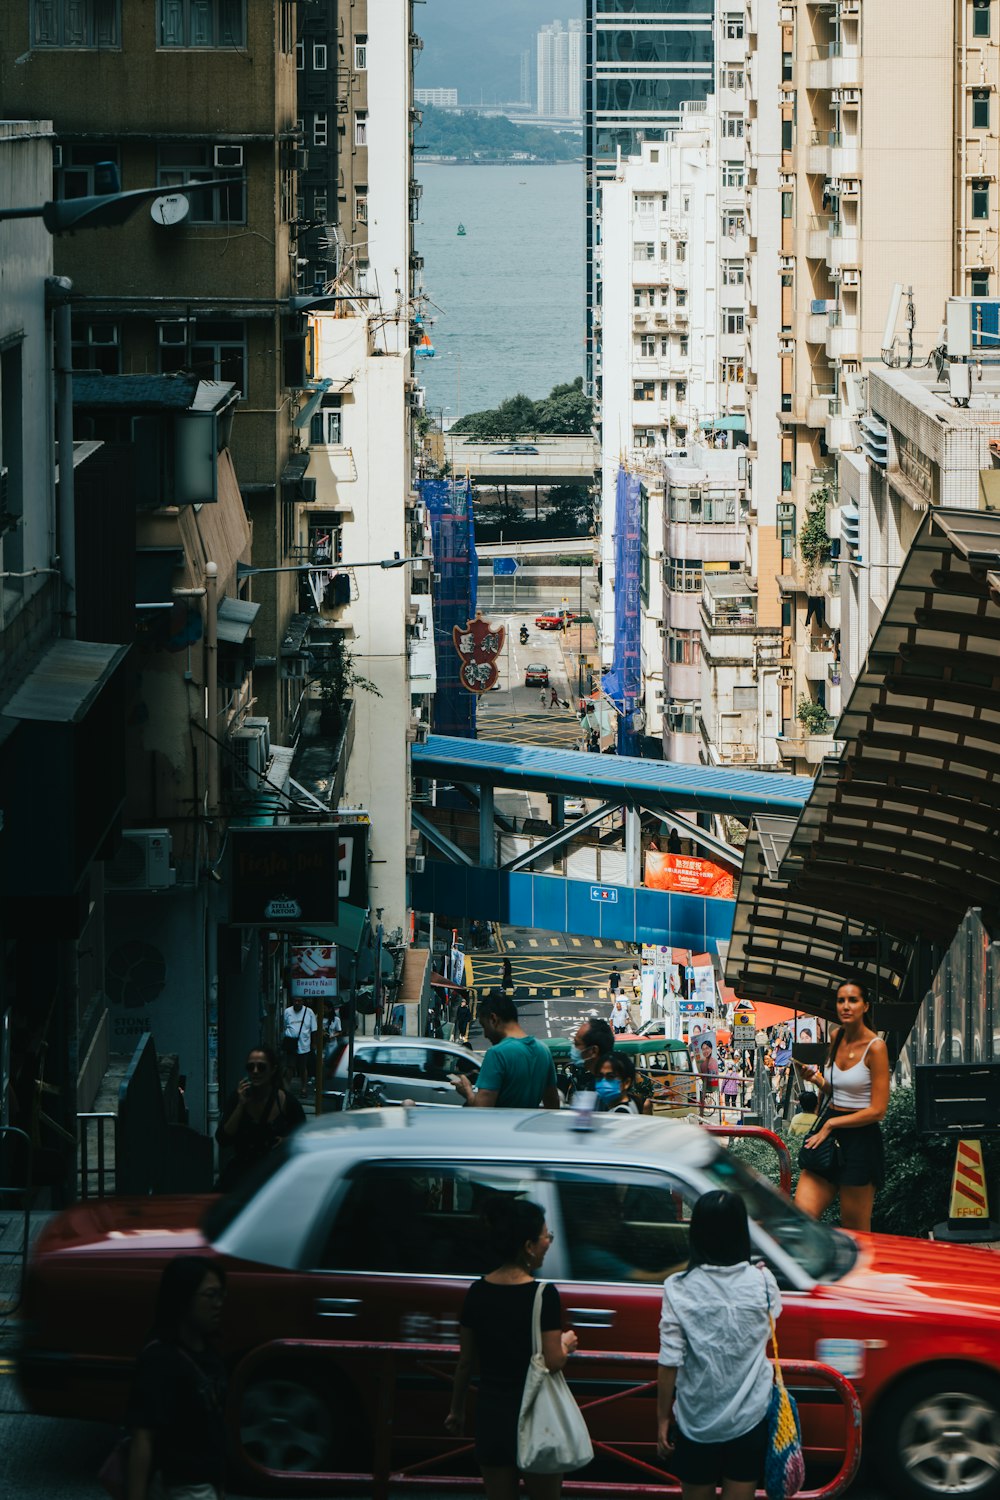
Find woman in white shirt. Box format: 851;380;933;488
657;1191;780;1499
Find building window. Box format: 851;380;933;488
159;318;247;393
309;396;342;446
722;115;744;138
679;335;689;356
295;39;304;68
660;289;670;308
634;193;655;216
157;144;245;223
676;241;687;263
973;180;990;220
666;701;700;736
973;0;991;38
782;51;793;84
634;428;656;448
669;491;740;525
32;0;119;46
314;113;329;147
723;214;746;238
722;359;744;384
313;42;328;69
355;190;368;223
633;287;655;308
971;270;991;295
355;35;368;70
722;261;744;286
639;335;656;357
973;90;991;130
676;289;688;308
723;164;745;188
722;68;744;91
781;459;793;492
723;311;744;335
665;558;703;593
355;112;368;147
666;630;700;666
660;335;670;355
56;143;121;198
633;381;656;402
72;320;121;375
313;191;328;220
157;0;245;48
676;381;687;400
660;381;671;400
781;118;793;152
781;191;794;219
633;241;655;261
724;15;744;40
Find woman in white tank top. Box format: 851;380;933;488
794;980;889;1232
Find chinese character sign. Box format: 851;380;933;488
644;852;735;899
453;615;506;693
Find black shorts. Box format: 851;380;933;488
832;1118;885;1188
669;1414;768;1486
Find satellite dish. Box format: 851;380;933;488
150;193;190;227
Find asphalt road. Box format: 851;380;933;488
474;609;583;750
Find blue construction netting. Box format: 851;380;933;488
421;476;478;739
602;465;642;755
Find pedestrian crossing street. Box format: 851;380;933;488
474;708;581;748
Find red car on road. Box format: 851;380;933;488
17;1110;1000;1500
535;611;580;630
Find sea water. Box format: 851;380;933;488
415;162;585;420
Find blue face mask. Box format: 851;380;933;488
595;1078;621;1101
569;1045;587;1066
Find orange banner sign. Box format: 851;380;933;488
644;852;735;899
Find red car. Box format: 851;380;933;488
17;1110;1000;1499
535;611;579;630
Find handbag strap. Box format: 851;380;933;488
763;1276;787;1392
531;1278;545;1358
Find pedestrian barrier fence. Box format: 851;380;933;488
229;1339;862;1500
0;1124;32;1314
77;1111;116;1200
703;1123;794;1197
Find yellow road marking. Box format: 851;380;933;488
529;987;538;996
593;939;604;948
506;940;516;949
549;937;559;946
528;937;538;947
570;936;581;946
575;989;585;997
552;988;562;996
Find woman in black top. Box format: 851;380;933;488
446;1197;578;1500
215;1044;305;1191
126;1255;228;1500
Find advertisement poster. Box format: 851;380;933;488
690;954;718;1011
644;852;735;899
290;943;338;999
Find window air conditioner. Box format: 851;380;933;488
214;145;244;169
230;725;269;789
105;830;176;891
408;854;426;874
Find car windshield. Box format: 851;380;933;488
702;1151;857;1283
201;1140;291;1243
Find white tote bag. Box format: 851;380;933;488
516;1281;594;1475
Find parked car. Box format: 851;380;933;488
17;1110;1000;1500
323;1036;478;1108
524;662;549;686
491;443;539;455
564;797;586;817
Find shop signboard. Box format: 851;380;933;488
230;826;339;926
644;852;735;899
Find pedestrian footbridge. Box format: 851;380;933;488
410;737;811;946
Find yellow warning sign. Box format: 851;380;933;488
949;1138;990;1221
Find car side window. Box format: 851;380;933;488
318;1163;539;1275
552;1168;696;1284
368;1045;433;1077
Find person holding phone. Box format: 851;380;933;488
794;980;889;1232
215;1045;305;1191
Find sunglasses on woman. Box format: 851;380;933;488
246;1061;269;1074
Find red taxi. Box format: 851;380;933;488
17;1110;1000;1499
535;611;580;630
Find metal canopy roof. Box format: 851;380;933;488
413;736;812;818
726;507;1000;1028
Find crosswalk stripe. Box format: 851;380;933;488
505;940;516;950
593;939;604;948
549;937;559;947
528;938;538;947
570;937;581;946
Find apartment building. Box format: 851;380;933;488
585;0;715;392
296;1;340;293
537;18;584;121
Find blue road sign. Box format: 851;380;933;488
590;885;619;904
492;557;519;576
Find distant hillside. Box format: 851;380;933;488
416;0;582;106
417;105;581;163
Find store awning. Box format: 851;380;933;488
217;596;260;644
699;414;747;432
398;948;432;1005
3;639;130;723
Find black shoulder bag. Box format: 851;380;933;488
797;1028;843;1182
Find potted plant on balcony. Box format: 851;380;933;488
799;486;833;585
796;696;832;736
314;632;381;737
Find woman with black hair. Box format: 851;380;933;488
795;978;889;1232
656;1191;780;1500
126;1256;228;1500
215;1043;305;1192
446;1196;579;1500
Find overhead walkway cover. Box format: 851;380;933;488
413;737;812;820
726;507;1000;1039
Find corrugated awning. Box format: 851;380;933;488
2;639;129;724
217;596;260;644
398;948;432;1004
700;414;747;432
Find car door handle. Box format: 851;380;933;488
315;1298;361;1319
567;1307;616;1328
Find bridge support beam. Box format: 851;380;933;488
479;782;496;868
624;807;642;887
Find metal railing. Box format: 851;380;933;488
703;1122;794;1197
0;1124;32;1314
229;1339;862;1500
77;1112;116;1200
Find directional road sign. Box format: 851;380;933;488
492;557;519;576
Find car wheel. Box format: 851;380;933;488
239;1371;336;1474
875;1365;1000;1500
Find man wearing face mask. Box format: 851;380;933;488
564;1016;615;1103
451;992;561;1109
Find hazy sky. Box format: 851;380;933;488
417;1;582;106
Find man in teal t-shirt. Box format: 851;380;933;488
452;993;560;1109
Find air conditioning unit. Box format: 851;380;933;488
293;148;309;172
231;724;269;789
408;854;426;874
214;144;244;169
243;717;272;761
105;830;176;891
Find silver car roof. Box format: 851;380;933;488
290;1105;717;1172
